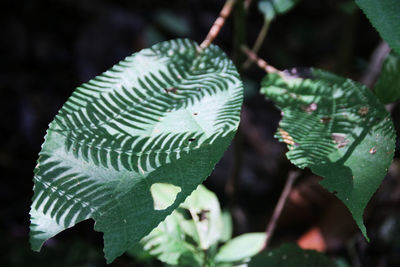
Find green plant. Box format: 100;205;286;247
30;0;399;266
129;184;266;266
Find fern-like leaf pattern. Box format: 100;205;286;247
30;39;243;262
261;68;396;239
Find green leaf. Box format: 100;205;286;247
155;10;191;37
219;210;233;243
258;0;300;21
139;184;222;266
261;68;396;239
180;184;223;250
215;233;266;263
29;39;243;263
355;0;400;54
374;51;400;104
139;209;202;266
248;243;337;267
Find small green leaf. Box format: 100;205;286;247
258;0;300;21
140;184;222;266
140;209;202;266
219;210;233;243
374;51;400;104
248;243;337;267
261;68;396;239
215;233;266;263
30;39;243;263
355;0;400;54
180;184;223;249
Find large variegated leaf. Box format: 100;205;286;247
355;0;400;54
30;39;243;262
261;68;396;238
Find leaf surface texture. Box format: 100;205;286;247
261;68;396;238
30;39;243;262
355;0;400;53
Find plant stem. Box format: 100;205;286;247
244;0;253;10
360;41;390;88
200;0;236;49
243;20;271;69
241;45;281;74
263;171;300;249
232;0;246;66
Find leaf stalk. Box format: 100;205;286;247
200;0;236;49
263;171;300;249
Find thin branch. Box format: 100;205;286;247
243;20;271;69
240;45;281;74
263;171;300;249
200;0;236;49
360;41;390;88
244;0;252;10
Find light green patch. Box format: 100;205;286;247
150;183;182;210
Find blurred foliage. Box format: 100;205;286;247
131;185;265;266
374;51;400;104
258;0;301;21
248;243;337;267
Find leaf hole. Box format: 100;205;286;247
164;87;178;94
197;209;210;221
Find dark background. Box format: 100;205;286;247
1;0;400;266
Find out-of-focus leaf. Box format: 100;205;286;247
243;77;259;100
155;10;191;36
215;233;266;263
355;0;400;54
258;0;300;21
139;184;223;266
140;210;202;266
180;184;223;249
261;68;396;239
374;51;400;104
144;26;166;47
248;243;337;267
339;1;358;15
219;210;233;243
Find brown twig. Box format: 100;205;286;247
241;45;281;74
244;0;252;10
263;171;300;249
243;20;271;69
200;0;236;49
